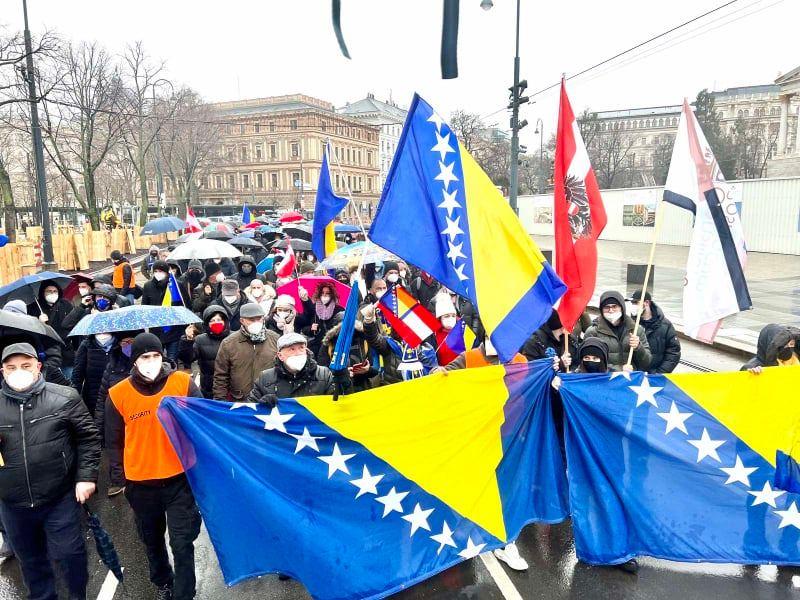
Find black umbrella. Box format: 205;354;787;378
228;236;264;248
274;238;312;251
202;230;233;241
280;224;313;241
83;505;124;583
0;310;64;348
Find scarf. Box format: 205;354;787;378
2;374;46;404
315;299;336;321
243;322;269;343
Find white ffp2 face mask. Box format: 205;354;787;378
44;293;59;304
246;321;264;335
136;357;163;381
605;310;623;325
386;273;399;283
441;316;457;330
153;272;167;282
284;353;307;372
5;369;36;391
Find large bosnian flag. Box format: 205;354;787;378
663;100;751;342
553;79;607;330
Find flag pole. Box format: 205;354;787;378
625;199;665;369
329;139;369;241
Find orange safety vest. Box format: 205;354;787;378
109;371;191;482
112;261;135;290
464;348;527;369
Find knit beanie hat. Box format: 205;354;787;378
130;332;163;363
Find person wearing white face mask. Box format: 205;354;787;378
0;343;100;600
245;280;276;314
584;291;651;372
27;281;75;377
70;329;115;418
247;332;337;406
213;303;280;402
432;292;461;366
215;278;247;331
304;282;345;358
106;333;202;600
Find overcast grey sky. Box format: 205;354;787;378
7;0;798;148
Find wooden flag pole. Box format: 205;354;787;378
625;199;665;369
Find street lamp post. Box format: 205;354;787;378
534;118;544;193
151;78;174;218
21;0;55;267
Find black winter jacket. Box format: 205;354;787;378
94;348;133;440
741;324;800;370
247;356;334;403
178;309;229;399
234;256;263;289
640;302;681;373
71;337;113;414
141;277;183;344
0;379;100;507
211;291;249;332
27;285;75;367
521;324;579;371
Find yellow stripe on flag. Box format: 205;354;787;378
668;366;800;466
298;365;510;540
323;223;337;258
458;143;548;340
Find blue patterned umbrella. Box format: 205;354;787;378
68;305;200;336
83;505;124;582
140;216;187;235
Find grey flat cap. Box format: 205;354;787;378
239;303;266;319
2;343;38;362
277;332;307;350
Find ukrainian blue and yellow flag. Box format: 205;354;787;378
158;360;568;600
241;203;252;225
560;366;800;565
312;145;349;261
162;272;184;307
369;94;566;362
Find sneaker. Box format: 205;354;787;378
0;539;13;560
494;543;529;571
107;485;125;497
155;584;172;600
615;559;639;574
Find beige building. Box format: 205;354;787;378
197;94;381;219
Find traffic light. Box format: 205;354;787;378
508;79;529;110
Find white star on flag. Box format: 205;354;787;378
720;455;758;486
749;481;786;508
430;521;457;555
446;241;466;264
656;401;693;434
349;465;385;499
687;428;725;463
438;189;461;217
427;111;446;133
402;503;434;537
255;407;295;433
441;216;463;242
453;264;469;282
431;130;455;162
628;377;663;408
609;371;632;381
317;443;356;479
775;501;800;530
375;486;409;518
289;427;324;454
230;402;258;410
458;536;486;559
435;161;459;190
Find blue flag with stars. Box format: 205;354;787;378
158;360;568;599
559;368;800;566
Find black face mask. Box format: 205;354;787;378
188;271;203;284
150;251;158;257
582;360;606;373
777;346;796;362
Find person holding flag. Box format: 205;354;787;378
241;203;253;226
431;292;474;366
312;144;349;262
141;260;185;361
274;241;297;279
553;78;607;335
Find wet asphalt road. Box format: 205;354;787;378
0;341;797;599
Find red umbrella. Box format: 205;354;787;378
63;272;95;300
276;276;351;315
240;221;262;230
278;211;304;223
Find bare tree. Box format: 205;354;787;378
119;42;181;225
728;116;779;179
448;110;485;154
159;90;220;210
651;135;675;186
38;41;128;229
0;27;59;108
582;119;636;189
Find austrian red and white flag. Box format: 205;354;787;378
274;241;297;278
663;100;751;342
553;79;607;330
184;205;202;233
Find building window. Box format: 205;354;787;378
367;177;372;191
242;174;250;189
367;151;372;166
270;122;276;132
645;120;651;127
347;148;351;162
227;174;236;189
254;123;261;133
240;146;248;161
239;124;245;134
215;175;223;189
271;173;279;189
321;121;327;132
737;110;743;118
292;172;301;187
226;146;234;160
256;173;264;188
255;145;263;160
270;144;277;159
225;124;232;135
642;137;647;145
291;142;300;158
671;117;678;126
335;173;340;188
290;119;298;131
771;107;780;116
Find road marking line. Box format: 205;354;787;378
479;551;524;600
96;568;123;600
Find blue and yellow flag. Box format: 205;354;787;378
158;360;567;599
312;146;348;261
161;272;184;307
560;366;800;565
369;94;566;362
241;203;252;225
